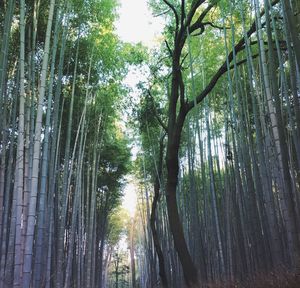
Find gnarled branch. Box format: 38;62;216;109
162;0;180;37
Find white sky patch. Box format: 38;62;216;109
122;177;138;217
116;0;164;48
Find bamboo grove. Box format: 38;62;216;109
133;0;300;287
0;0;300;288
0;0;139;287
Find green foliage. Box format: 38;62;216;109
98;127;131;195
106;208;130;246
122;42;149;65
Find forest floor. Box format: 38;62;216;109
203;267;300;288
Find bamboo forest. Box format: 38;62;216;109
1;0;300;287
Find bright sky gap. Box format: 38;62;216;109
116;0;164;217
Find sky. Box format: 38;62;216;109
116;0;164;217
122;176;138;217
115;0;164;48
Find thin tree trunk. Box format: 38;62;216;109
13;0;25;285
254;0;300;265
23;1;56;287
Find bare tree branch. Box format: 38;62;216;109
162;0;179;37
191;21;229;36
165;40;173;56
181;0;186;27
185;0;207;29
185;0;280;112
202;21;230;30
147;90;168;132
178;70;185;108
155;114;168;133
154;9;170;17
189;2;216;34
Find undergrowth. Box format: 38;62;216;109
203;267;300;288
